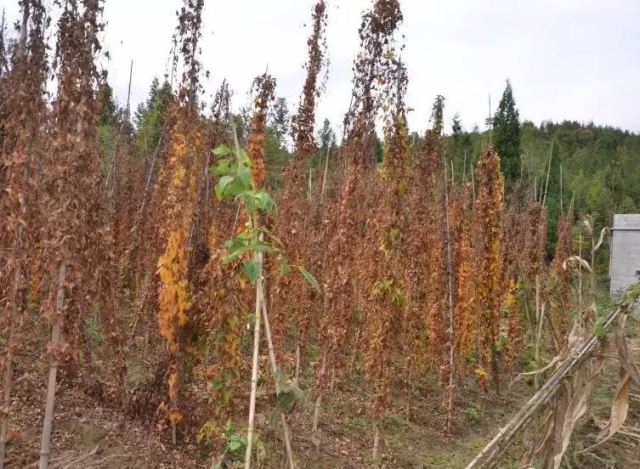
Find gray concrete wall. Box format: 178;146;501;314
610;214;640;312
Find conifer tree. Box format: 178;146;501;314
493;80;521;187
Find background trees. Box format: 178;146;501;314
493;80;521;188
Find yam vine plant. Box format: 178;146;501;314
210;133;320;469
472;146;505;392
363;59;409;456
154;0;205;443
37;1;114;467
315;0;404;448
271;0;327;375
0;1;48;466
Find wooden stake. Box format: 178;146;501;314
320;145;330;204
372;421;381;462
442;137;456;434
294;345;301;385
534;275;541;389
0;226;26;469
259;285;296;469
39;261;66;469
244;254;263;469
311;353;326;449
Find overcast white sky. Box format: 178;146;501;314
3;0;640;135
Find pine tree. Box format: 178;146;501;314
493;80;521;187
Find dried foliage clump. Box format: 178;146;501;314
272;0;328;364
39;0;109;365
364;60;408;421
472;146;504;392
246;74;276;188
320;0;404;393
155;0;206;438
291;0;327;157
548;206;574;339
0;1;49;461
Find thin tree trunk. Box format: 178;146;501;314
542;140;554;208
39;261;66;469
244;253;263;469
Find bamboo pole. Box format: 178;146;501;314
294;345;301;385
244;252;263;469
372;422;381;461
442;134;456;434
39;261;66;469
259;286;296;469
311;353;326;449
320;145;330;204
534;275;541;389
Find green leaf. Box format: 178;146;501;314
276;385;304;414
228;440;242;452
212;158;230;176
238;149;252;167
254;190;273;211
252;241;279;254
212;144;231;156
298;266;321;295
276;391;296;413
242;260;261;283
215;175;234;200
237;165;252;191
224;235;250;263
212;377;224;391
276;255;291;276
